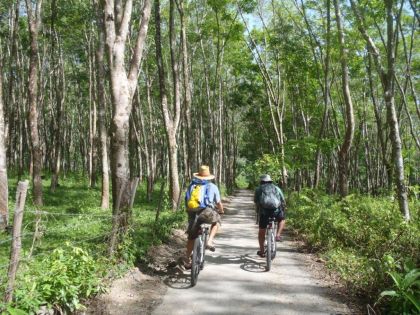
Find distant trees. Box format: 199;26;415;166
0;0;416;222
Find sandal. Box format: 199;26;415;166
206;244;216;252
181;257;192;270
257;250;266;258
275;236;281;242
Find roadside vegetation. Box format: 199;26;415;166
0;174;185;314
287;190;419;312
244;156;420;314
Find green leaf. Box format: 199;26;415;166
402;292;420;312
6;307;28;315
388;271;403;288
379;290;399;298
402;269;420;289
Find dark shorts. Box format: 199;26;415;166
187;207;221;240
258;208;285;229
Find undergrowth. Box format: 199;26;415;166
0;174;185;314
287;189;420;313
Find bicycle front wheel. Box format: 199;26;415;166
266;228;273;271
191;237;201;287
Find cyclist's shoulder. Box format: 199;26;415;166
206;182;220;193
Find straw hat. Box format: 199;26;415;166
193;165;215;180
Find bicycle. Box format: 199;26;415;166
265;214;277;271
191;223;210;287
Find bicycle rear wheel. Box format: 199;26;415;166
271;226;277;259
200;230;208;270
266;227;273;271
191;237;201;286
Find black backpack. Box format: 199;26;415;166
259;183;281;210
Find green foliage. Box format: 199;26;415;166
12;243;107;313
287;189;420;308
244;154;283;187
0;176;188;313
376;263;420;314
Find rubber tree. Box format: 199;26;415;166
0;50;8;230
25;0;44;207
154;0;181;209
95;0;110;209
350;0;410;220
102;0;152;215
333;0;355;197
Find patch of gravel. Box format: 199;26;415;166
85;229;187;315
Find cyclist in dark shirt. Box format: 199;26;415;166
254;174;286;257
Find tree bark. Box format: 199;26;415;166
0;52;9;230
95;1;110;209
334;0;355;198
103;0;152;215
154;0;181;209
25;0;43;207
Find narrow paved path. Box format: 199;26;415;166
152;190;351;315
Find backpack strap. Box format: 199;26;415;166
201;182;211;208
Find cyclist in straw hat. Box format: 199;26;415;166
182;165;224;269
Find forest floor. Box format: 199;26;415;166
86;190;363;315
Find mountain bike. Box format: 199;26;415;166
265;214;277;271
191;223;210;287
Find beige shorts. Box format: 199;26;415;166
187;207;221;239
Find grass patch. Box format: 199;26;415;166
0;175;186;313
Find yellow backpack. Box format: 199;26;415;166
187;185;202;209
185;179;209;210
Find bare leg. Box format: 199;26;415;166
207;222;219;246
186;239;194;258
258;228;266;252
276;220;285;238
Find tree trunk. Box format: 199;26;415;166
350;0;409;220
0;53;8;230
176;0;194;177
334;0;355;198
103;0;152;215
154;0;181;209
25;0;43;207
95;2;109;209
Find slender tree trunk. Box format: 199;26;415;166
50;0;65;192
95;1;109;209
25;0;43;207
155;0;181;209
0;51;8;230
176;0;194;177
334;0;355;198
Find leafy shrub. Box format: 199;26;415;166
12;243;107;313
287;189;420;308
376;262;420;314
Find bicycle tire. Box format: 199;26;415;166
272;226;277;259
200;230;208;270
191;237;201;286
266;227;272;271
